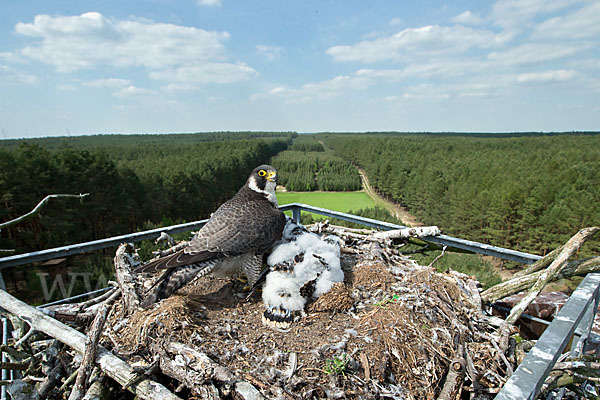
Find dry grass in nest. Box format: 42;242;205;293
351;263;475;398
352;262;396;289
308;282;354;312
358;302;455;397
108;295;203;353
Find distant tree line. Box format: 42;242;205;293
0;133;293;253
271;149;361;191
0;131;297;150
322;133;600;257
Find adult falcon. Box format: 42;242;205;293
136;165;286;308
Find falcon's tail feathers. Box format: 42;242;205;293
135;252;180;274
141;261;217;308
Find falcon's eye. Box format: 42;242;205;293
258;169;267;177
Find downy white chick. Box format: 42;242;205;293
262;218;343;331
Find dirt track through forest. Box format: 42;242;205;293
357;168;423;227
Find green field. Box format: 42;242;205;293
276;190;376;214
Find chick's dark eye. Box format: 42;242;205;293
258;170;267;177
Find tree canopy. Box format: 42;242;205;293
321;132;600;257
0;133;293;253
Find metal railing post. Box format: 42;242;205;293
292;207;301;224
1;317;8;400
496;273;600;400
571;282;600;357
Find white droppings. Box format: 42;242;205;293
530;346;554;361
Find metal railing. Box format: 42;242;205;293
0;203;541;270
283;203;541;264
496;272;600;400
0;219;210;269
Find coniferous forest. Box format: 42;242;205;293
270;135;362;191
0;132;293;253
320;132;600;257
1;131;598;262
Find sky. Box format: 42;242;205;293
0;0;599;139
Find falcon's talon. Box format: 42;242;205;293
262;305;296;331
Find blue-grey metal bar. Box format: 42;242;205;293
36;287;113;309
280;203;402;230
490;303;551;327
0;203;541;269
428;234;540;265
496;273;600;400
0;218;208;269
1;317;8;400
279;203;541;264
291;208;301;224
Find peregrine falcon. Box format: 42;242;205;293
137;165;286;308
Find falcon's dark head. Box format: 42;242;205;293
248;165;279;205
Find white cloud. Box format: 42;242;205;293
252;73;373;103
516;69;577;83
389;18;404;26
0;51;25;64
402;84;450;100
83;78;132;88
487;42;590;66
149;62;256;87
327;25;504;63
198;0;222;6
11;12;258;88
452;11;484;25
14;12;230;72
533;1;600;39
0;64;39;84
256;45;284;61
490;0;588;30
114;85;155;97
356;58;480;81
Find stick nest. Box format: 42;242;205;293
99;226;514;399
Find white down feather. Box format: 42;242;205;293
262;218;343;313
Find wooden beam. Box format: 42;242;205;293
0;289;181;400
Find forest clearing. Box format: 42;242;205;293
276;191;376;214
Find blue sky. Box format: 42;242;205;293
0;0;599;138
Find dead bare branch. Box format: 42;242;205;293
0;193;89;230
505;227;599;325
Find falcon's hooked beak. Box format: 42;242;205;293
266;171;277;183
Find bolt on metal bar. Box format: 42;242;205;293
490;303;551;327
496;273;600;400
